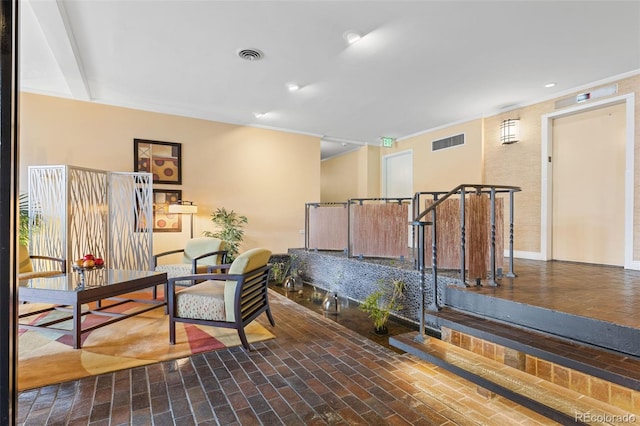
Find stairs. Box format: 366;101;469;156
390;308;640;425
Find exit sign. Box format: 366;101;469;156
381;137;395;147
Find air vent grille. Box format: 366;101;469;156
432;133;464;151
238;49;264;61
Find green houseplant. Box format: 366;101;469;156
270;260;290;284
203;207;248;262
18;193;41;246
270;254;304;285
359;279;405;335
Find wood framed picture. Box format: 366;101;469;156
153;189;182;232
134;139;182;184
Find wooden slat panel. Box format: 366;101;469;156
424;196;504;278
467;195;488;279
424;198;461;269
308;206;348;250
350;204;408;258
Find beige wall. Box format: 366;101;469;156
321;150;359;202
20;92;320;255
484;101;551;254
321;145;381;202
359;145;381;198
392;119;484;192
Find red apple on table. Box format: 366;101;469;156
83;254;95;261
94;258;104;266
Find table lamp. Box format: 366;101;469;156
168;200;198;238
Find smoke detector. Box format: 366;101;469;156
238;48;264;61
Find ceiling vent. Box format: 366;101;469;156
238;48;264;61
432;133;465;152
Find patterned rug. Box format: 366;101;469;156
17;291;275;391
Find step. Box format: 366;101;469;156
391;332;636;425
425;308;640;391
445;287;640;356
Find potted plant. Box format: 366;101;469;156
19;193;41;246
203;207;247;262
359;279;405;335
270;260;290;285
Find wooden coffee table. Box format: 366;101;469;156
18;269;168;349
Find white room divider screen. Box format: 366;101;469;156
28;165;153;272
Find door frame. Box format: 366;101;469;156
540;93;636;269
382;149;414;246
382;149;413;198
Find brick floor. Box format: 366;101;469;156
18;290;555;425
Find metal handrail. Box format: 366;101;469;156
411;184;521;343
414;184;521;222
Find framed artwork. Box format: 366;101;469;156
152;189;182;232
134;139;182;184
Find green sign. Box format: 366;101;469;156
381;137;394;147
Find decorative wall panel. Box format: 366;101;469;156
350;203;409;259
307;205;348;251
424;195;503;279
28;166;153;272
109;172;153;270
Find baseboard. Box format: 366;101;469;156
504;250;545;261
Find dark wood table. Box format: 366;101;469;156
18;269;168;349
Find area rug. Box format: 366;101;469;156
17;292;275;391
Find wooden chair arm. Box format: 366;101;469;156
29;255;66;272
168;272;242;285
191;250;229;272
153;249;185;267
206;263;232;273
167;270;235;292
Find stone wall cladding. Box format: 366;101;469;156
288;248;459;324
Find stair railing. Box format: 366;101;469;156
412;184;521;343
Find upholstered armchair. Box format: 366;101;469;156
18;244;66;280
167;248;274;351
154;237;227;287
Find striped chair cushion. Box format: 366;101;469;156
175;280;226;321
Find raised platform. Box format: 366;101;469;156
293;249;640;356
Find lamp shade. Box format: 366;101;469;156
500;119;520;144
168;201;198;214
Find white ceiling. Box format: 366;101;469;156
20;1;640;159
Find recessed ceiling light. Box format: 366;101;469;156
544;82;556;88
286;82;300;92
253;112;266;118
343;30;361;44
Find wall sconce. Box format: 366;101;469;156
500;119;520;144
168;200;198;238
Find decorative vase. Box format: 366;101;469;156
283;274;302;292
322;292;340;314
282;276;295;291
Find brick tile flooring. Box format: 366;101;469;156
17;290;555;425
